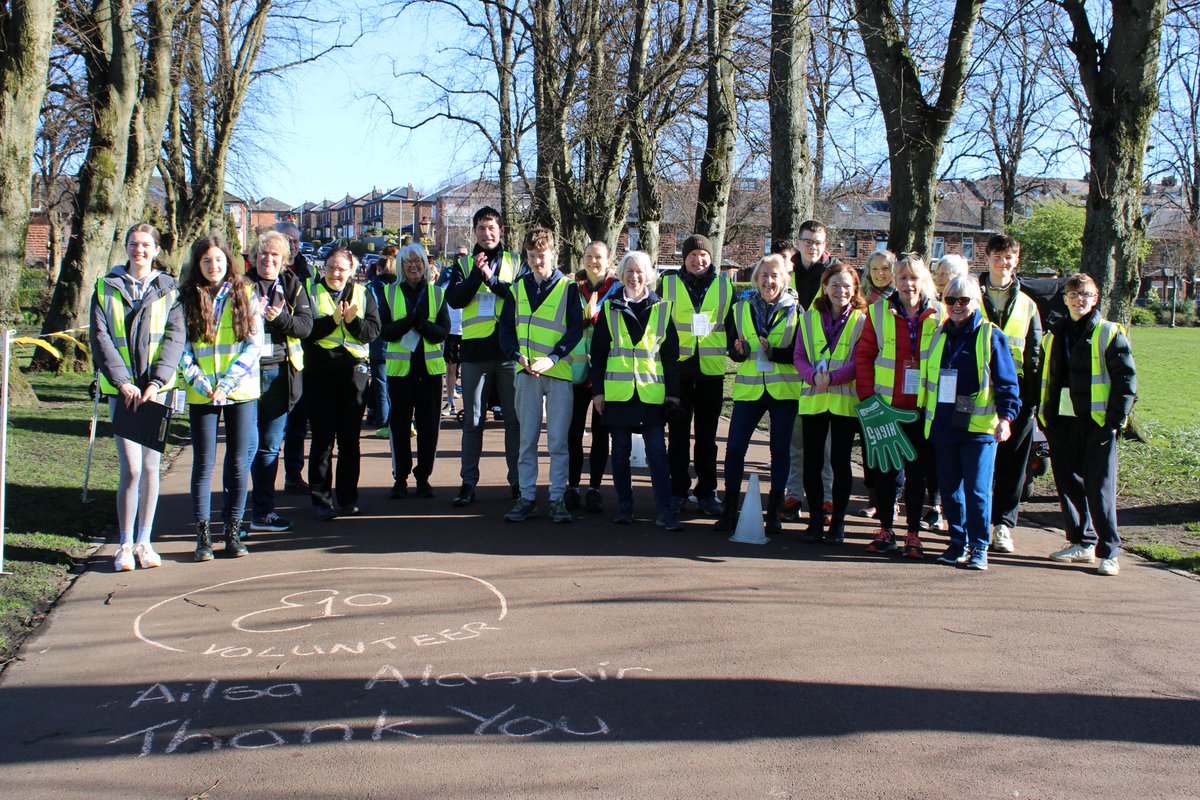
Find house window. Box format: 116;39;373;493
844;237;858;259
627;228;639;251
932;237;945;259
961;238;974;263
763;232;772;255
874;236;888;251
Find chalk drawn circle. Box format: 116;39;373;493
133;567;507;655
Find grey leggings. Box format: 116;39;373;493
111;399;162;545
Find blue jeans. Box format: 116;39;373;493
610;424;672;517
283;393;308;482
250;365;290;519
367;360;390;427
191;400;256;523
724;399;797;496
935;439;997;551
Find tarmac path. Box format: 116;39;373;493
1;415;1198;799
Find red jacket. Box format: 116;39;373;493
854;298;942;410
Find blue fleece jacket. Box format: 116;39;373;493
928;310;1022;444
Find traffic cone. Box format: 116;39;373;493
729;473;769;544
630;433;648;468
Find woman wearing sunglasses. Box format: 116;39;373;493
921;275;1020;571
1038;273;1136;576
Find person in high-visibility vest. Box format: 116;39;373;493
856;248;901;522
659;234;735;517
590;251;682;529
178;235;263;561
854;254;945;558
497;226;583;523
978;234;1043;554
791;262;868;544
445;206;525;507
303;246;381;521
1040;273;1136;577
714;255;802;534
566;240;620;514
90;223;185;572
379;243;450;499
245;230;312;535
278;220;314;494
922;275;1021;571
366;246;400;436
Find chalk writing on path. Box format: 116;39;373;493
105;662;654;755
132;567;508;657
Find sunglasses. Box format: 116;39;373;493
942;296;973;307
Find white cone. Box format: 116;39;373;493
630;433;648;468
729;473;769;544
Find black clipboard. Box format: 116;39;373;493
111;399;173;452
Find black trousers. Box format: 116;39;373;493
307;363;369;509
1046;418;1121;559
802;411;857;523
568;383;610;489
991;406;1035;527
667;377;723;499
872;419;933;534
388;371;443;482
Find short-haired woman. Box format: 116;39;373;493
863;249;896;305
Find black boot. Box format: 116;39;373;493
223;519;249;558
765;490;783;534
825;515;846;545
798;510;824;543
714;490;740;532
194;521;214;562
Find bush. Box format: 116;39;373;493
348;240;368;258
1154;301;1195;326
1130;307;1156;326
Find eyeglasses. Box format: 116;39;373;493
1065;291;1097;300
798;238;825;247
942;296;973;307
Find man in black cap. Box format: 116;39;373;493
658;234;736;516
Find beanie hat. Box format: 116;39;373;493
681;234;713;262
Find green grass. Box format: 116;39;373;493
1126;543;1200;575
1126;326;1200;431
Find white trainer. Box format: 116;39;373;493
114;545;136;572
134;542;162;569
1098;557;1120;576
1049;543;1096;563
992;524;1015;553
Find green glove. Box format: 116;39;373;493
855;394;920;473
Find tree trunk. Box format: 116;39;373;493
695;0;744;267
769;0;812;247
1061;0;1167;323
495;0;520;244
0;0;57;324
529;0;563;233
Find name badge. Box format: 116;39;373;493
400;329;421;352
938;369;958;403
692;313;712;338
902;359;921;395
1058;388;1075;417
477;293;496;318
170;389;186;414
756;347;772;373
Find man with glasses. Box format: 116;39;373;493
979;234;1042;554
780;219;840;523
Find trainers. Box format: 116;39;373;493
697;495;724;516
283;477;309;494
315;506;337;522
866;529;896;553
452;483;475;507
134;542;162;568
822;501;833;522
441;402;457;417
862;505;878;519
921;507;945;531
963;546;989;571
251;513;293;532
114;544;136;572
903;532;924;560
1050;543;1096;563
551;498;573;523
670;496;688;514
1098;557;1120;576
376;427;390;439
779;496;803;522
936;543;968;565
564;487;581;510
991;524;1015;553
415;479;435;498
613;509;634;525
390;480;409;499
585;487;604;513
504;498;537;522
655;513;684;532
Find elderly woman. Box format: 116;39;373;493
934;254;970;299
304;246;381;520
923;275;1020;571
1040;273;1136;576
591;251;682;530
379;243;450;498
863;249;896;305
715;255;801;533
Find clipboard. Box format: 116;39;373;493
111;399;173;452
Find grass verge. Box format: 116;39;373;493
1126;543;1200;576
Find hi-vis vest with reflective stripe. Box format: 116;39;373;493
660;273;732;375
570;282;614;385
94;278;178;396
311;282;370;358
731;299;801;401
383;283;446;377
603;300;669;404
992;290;1038;377
797;307;867;415
1038;320;1124;428
516;275;573;381
186;286;261;404
868;300;943;404
461;251;520;340
921;321;999;437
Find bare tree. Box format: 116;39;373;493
768;0;812;244
1150;4;1200;229
0;0;57;322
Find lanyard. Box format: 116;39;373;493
822;306;851;356
897;300;923;358
945;326;973;368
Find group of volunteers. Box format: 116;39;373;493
91;207;1136;578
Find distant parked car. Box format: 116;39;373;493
299;241;316;257
316;244;334;259
361;253;381;278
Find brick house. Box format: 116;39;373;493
248;196;296;234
